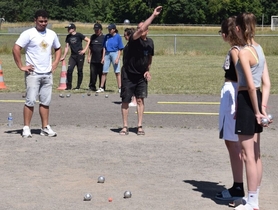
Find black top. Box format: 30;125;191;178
225;57;237;82
65;32;86;55
124;33;154;75
89;34;104;63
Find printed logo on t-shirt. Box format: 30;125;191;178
40;40;49;51
70;37;77;44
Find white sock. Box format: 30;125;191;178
256;186;260;206
247;191;259;209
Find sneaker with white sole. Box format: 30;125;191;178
234;203;259;210
96;87;104;93
40;125;57;137
22;126;32;138
118;88;121;93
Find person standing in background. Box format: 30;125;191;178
96;23;124;93
12;9;61;138
61;23;90;90
88;23;105;91
215;17;245;201
123;27;137;107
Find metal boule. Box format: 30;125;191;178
59;93;64;98
95;93;98;96
261;118;268;126
84;193;92;201
267;114;273;121
123;191;132;198
97;176;105;183
66;94;71;98
105;94;108;98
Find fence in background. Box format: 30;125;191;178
1;33;278;55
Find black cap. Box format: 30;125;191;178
107;23;116;30
65;23;76;30
94;23;102;30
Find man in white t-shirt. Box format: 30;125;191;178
12;9;61;138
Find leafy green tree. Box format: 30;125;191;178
207;0;263;24
161;0;207;24
261;0;278;24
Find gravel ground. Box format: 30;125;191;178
0;93;277;210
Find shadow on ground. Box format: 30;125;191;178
4;129;41;136
183;180;229;206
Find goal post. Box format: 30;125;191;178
271;16;278;31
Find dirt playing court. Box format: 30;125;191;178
1;93;277;209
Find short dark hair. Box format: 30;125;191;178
34;10;49;19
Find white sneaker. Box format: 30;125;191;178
129;102;137;107
40;125;57;137
96;87;104;93
118;88;121;93
22;126;32;138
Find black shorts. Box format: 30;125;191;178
120;68;147;103
235;90;263;135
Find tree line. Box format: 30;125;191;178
0;0;277;25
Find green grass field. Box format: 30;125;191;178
0;23;277;94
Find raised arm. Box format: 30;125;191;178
133;6;162;40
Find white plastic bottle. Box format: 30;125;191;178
8;113;13;127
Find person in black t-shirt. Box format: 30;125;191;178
87;23;106;91
61;23;90;90
119;6;162;136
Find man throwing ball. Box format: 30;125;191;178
120;6;162;135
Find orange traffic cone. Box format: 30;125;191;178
0;61;7;89
57;60;67;90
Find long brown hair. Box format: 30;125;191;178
221;16;245;46
236;12;256;45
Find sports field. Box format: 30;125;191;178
0;24;277;209
0;93;277;209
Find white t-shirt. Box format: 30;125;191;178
15;27;61;73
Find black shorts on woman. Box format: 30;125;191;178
235;89;263;135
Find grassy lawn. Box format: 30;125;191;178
0;23;277;95
1;54;277;95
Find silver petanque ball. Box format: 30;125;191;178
87;92;91;96
105;94;108;98
123;191;132;198
267;114;273;121
261;118;268;126
84;193;92;201
66;94;71;98
124;19;130;24
95;93;98;96
97;176;105;183
59;93;64;98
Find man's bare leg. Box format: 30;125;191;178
120;102;129;134
39;104;49;128
136;97;144;131
23;105;34;126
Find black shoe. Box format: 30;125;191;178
73;87;80;90
65;87;71;90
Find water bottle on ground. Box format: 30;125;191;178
8;113;13;127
